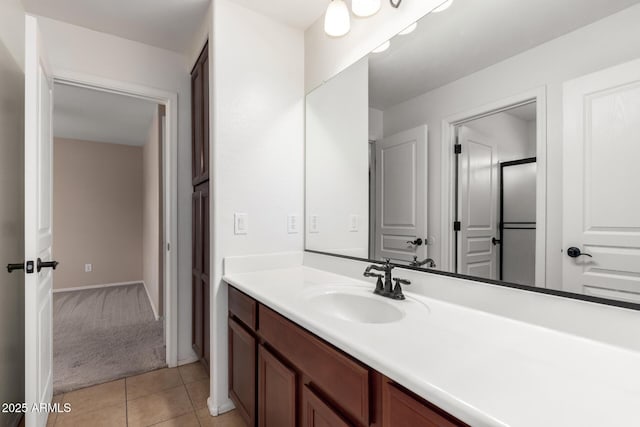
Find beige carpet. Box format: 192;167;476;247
53;283;166;394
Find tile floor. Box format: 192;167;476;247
43;363;246;427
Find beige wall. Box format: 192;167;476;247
53;138;143;289
142;110;161;316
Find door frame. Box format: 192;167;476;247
440;87;547;287
52;69;179;367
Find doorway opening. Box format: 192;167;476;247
445;95;546;288
51;82;168;393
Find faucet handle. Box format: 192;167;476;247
391;277;410;300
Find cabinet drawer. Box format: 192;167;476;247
259;305;369;426
382;380;467;427
229;286;257;331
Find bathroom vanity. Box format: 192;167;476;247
223;257;640;427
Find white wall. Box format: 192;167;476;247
305;0;444;92
306;58;369;257
37;16;195;362
466;112;536;163
380;4;640;289
143;110;161;316
210;0;305;413
0;1;25;424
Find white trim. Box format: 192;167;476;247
51;69;179;368
207;397;235;417
178;354;200;366
53;280;142;293
141;280;160;321
440;86;547;287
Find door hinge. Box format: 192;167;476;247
454;143;462;154
453;221;461;232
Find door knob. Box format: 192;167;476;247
567;247;592;258
492;237;501;246
406;238;423;246
37;258;59;272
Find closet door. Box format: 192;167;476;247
191;43;209;186
191;187;203;358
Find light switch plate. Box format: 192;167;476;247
85;263;92;273
309;215;319;233
349;214;359;232
234;213;248;235
287;214;299;234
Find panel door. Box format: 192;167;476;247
258;345;296;427
374;126;428;263
191;189;203;357
229;318;257;427
24;15;54;427
457;126;499;279
191;43;209;186
563;58;640;302
302;385;350;427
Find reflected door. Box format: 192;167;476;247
457;126;498;279
24;15;54;426
563;58;640;302
374;126;427;263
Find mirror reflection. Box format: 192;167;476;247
306;0;640;304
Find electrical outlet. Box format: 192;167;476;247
349;214;359;232
85;264;92;273
287;214;299;234
234;213;248;235
309;215;319;233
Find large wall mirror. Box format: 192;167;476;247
306;0;640;306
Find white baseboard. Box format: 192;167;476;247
178;353;200;366
141;280;160;321
53;280;142;293
207;397;235;416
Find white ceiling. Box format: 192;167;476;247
229;0;328;29
53;83;158;146
22;0;211;53
369;0;640;110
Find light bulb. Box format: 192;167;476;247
324;0;351;37
399;22;418;35
372;40;390;53
432;0;454;13
352;0;381;18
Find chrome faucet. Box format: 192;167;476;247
411;256;436;268
364;259;411;300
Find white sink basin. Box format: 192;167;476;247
307;290;405;324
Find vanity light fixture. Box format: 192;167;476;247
352;0;382;17
432;0;454;13
324;0;351;37
372;40;391;53
325;0;404;37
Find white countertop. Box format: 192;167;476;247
224;265;640;427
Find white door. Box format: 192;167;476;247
563;59;640;302
374;126;427;263
457;126;499;279
24;15;54;427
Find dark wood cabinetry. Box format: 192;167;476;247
227;285;468;427
191;42;210;369
258;345;296;427
191;42;209;186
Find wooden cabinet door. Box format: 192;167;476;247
229;317;256;427
382;381;466;427
302;385;351;427
258;345;296;427
191;43;209;186
191;189;203;357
